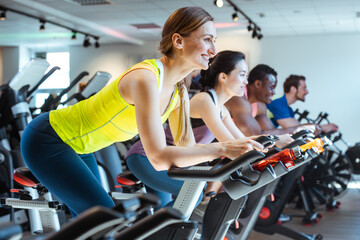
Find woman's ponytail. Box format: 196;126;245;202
173;80;196;146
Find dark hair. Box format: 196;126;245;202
247;64;277;85
283;74;306;93
198;50;246;90
159;7;214;56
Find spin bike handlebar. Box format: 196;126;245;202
167;135;277;181
292;129;314;140
167;150;265;181
27;66;61;97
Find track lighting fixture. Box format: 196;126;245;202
252;29;258;38
219;0;263;40
94;37;100;48
83;35;91;47
247;21;253;32
214;0;224;8
232;12;238;22
0;5;101;47
71;31;77;40
0;9;6;20
39;19;45;31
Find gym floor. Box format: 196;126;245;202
248;175;360;240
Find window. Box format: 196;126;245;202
32;52;70;109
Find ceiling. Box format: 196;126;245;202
0;0;360;48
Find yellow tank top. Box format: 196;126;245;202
49;59;179;154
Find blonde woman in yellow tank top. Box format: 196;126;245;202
20;7;263;216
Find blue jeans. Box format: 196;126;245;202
20;113;115;216
126;153;203;208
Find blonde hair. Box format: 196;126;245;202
160;7;213;147
173;80;195;146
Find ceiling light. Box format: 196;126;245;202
83;35;91;47
94;37;100;48
214;0;224;8
71;31;77;40
232;13;239;22
247;24;253;32
0;10;6;21
252;30;258;38
257;33;263;40
39;20;45;31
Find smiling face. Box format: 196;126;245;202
224;59;249;97
182;21;217;70
295;79;309;102
260;74;277;104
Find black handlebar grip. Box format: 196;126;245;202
167;150;265;181
254;135;276;148
292;129;313;140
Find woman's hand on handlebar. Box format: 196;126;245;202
222;137;264;160
274;134;294;149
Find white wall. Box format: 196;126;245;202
2;47;20;84
216;33;360;146
68;42;159;95
69;42;159;82
0;47;3;85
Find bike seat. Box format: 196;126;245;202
13;166;40;187
116;171;143;193
117;171;141;186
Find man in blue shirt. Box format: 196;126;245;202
267;74;338;133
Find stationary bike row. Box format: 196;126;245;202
0;135;269;239
0;58;113;235
200;131;326;240
113;134;324;240
0;58;61;233
294;109;353;211
246;133;330;240
2;133;323;240
1;135;272;239
0;192;182;240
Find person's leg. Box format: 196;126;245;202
79;153;102;183
21;114;114;216
144;186;173;209
126;154;183;206
126;153;203;207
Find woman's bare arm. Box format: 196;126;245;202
122;69;263;171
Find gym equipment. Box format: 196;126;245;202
294;110;353;210
1;167;64;234
39;71;89;113
61;71;111;105
166;136;320;240
233;135;328;240
0;58;59;232
38;136;273;240
40;134;323;240
44;194;175;240
8;59;50;92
